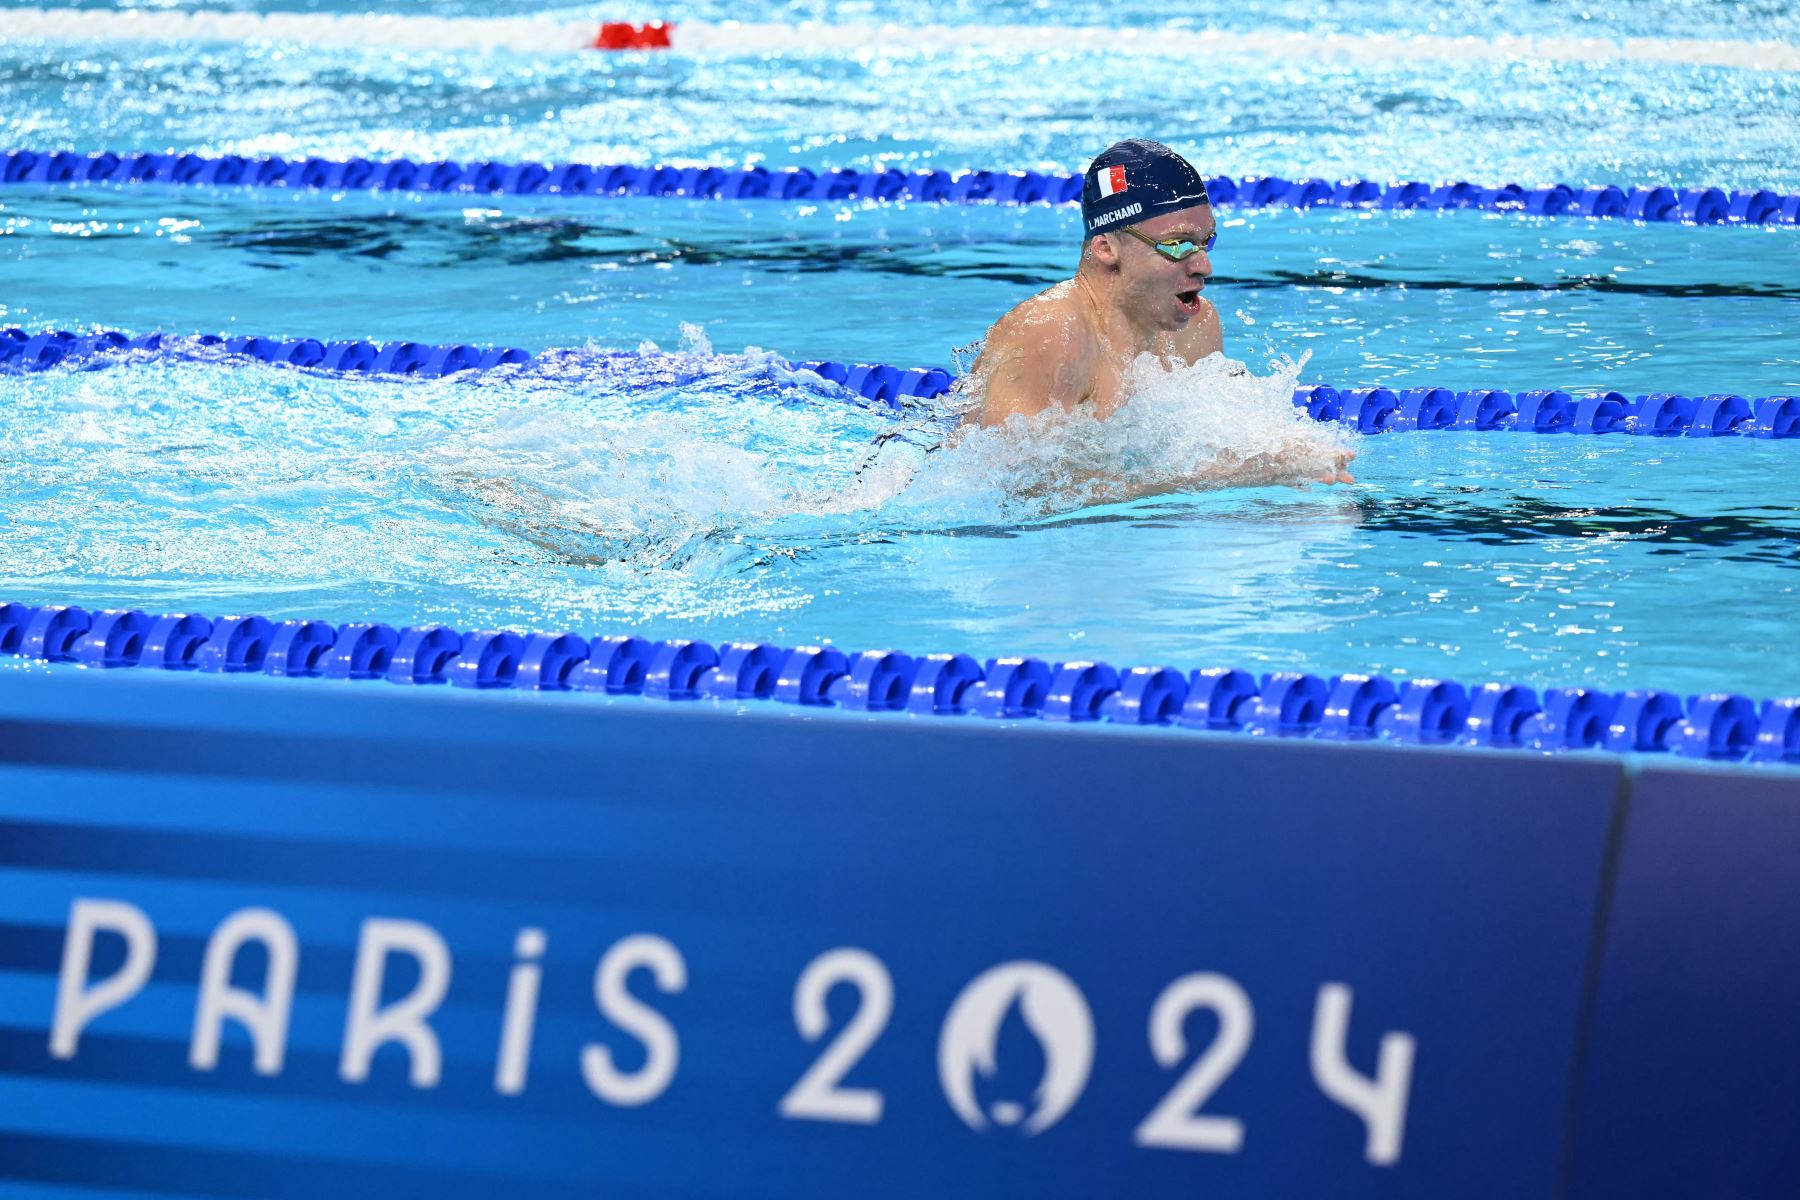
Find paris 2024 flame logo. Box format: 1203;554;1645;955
937;961;1095;1136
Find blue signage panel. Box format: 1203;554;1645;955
0;668;1621;1198
1569;761;1800;1197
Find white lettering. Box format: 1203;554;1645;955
1309;983;1415;1166
49;898;158;1060
494;927;547;1096
1090;201;1143;229
190;907;299;1076
779;948;893;1124
580;934;686;1107
339;917;453;1088
1134;972;1254;1152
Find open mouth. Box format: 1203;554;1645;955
1176;289;1203;314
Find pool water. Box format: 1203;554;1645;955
1;0;1797;699
8;1;1800;188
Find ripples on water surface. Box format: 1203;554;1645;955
1;344;1795;698
3;193;1795;394
6;1;1800;187
0;0;1796;696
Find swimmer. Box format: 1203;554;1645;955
965;138;1355;493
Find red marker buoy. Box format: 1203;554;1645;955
593;21;676;50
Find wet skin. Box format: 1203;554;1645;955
967;202;1354;489
970;203;1223;424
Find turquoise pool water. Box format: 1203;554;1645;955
1;1;1796;699
9;1;1800;189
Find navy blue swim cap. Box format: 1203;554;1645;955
1081;139;1210;238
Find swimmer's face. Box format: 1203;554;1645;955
1100;204;1217;332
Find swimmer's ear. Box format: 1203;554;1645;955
1086;234;1122;269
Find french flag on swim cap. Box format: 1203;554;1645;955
1081;140;1209;237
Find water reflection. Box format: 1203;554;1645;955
1353;492;1800;566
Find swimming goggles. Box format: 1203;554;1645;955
1117;225;1216;260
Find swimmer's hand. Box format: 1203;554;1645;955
1312;448;1357;485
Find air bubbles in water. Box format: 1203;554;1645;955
0;342;1356;625
888;352;1357;524
678;322;714;356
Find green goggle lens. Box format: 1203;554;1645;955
1152;233;1216;261
1119;225;1218;261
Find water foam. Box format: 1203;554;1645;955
885;352;1357;525
0;341;1354;632
417;334;906;572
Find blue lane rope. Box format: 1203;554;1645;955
5;148;1799;226
1;601;1794;765
6;325;1798;440
0;327;542;380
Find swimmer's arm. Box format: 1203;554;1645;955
1049;442;1356;505
971;308;1096;427
1174;444;1356;491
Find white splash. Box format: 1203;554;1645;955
418;403;792;570
888;353;1357;523
0;344;1356;623
677;323;714;356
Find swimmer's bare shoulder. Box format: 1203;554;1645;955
967;282;1101;427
